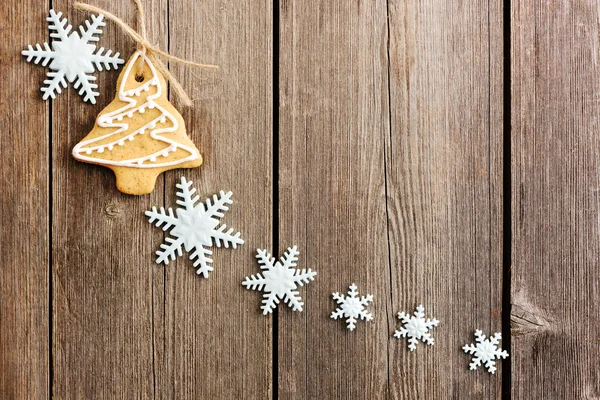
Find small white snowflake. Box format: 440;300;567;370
463;330;509;374
242;246;316;315
330;283;373;331
22;9;124;103
394;305;439;351
146;176;243;277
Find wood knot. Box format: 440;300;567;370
510;302;553;336
103;202;122;218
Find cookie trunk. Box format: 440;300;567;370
112;156;202;195
113;167;161;195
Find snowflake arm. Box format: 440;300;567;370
199;191;244;248
463;340;488;371
175;177;200;211
280;246;299;269
41;71;68;100
393;325;416;349
292;268;317;286
78;14;105;42
393;305;439;351
358;296;374;321
332;292;345;305
90;48;124;71
242;273;267;291
241;250;271;291
330;294;345;318
48;9;72;41
261;293;280;315
330;284;374;331
396;311;410;323
346;317;358;331
463;330;509;374
361;295;374;307
73;72;99;104
156;237;185;265
212;224;244;248
145;207;179;231
256;249;276;271
190;246;213;278
22;43;55;66
489;332;503;347
495;349;510;361
284;290;304;312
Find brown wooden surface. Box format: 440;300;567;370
50;0;273;398
161;0;273;398
278;0;390;398
52;0;159;397
0;0;49;398
278;0;504;399
511;1;600;398
4;0;600;398
387;0;505;398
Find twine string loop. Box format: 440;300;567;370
74;0;218;106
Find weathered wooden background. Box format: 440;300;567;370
1;0;599;398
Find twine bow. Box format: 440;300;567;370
74;0;218;106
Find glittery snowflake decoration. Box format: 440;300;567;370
242;246;316;315
330;283;374;331
22;9;124;103
463;330;509;374
394;305;439;351
145;177;243;277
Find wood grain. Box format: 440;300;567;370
16;0;600;397
0;1;49;398
278;1;391;398
279;0;504;398
511;1;600;398
52;1;163;397
158;0;273;398
386;0;505;398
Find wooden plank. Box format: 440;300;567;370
0;1;49;398
512;1;600;398
279;0;505;398
386;0;505;398
157;0;273;397
52;1;164;397
278;1;391;398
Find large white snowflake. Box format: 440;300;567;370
242;246;316;315
22;9;124;103
330;283;373;331
145;176;243;277
463;330;509;374
394;305;439;351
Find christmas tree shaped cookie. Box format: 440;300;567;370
72;51;202;195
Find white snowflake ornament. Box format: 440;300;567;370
463;330;509;374
243;246;316;315
330;284;373;331
394;305;439;351
146;177;243;277
22;9;124;103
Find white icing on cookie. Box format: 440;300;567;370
72;51;200;168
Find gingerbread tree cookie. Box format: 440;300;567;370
72;50;202;195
